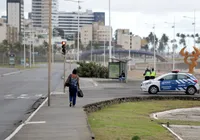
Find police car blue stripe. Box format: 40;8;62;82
179;80;185;84
188;79;195;84
176;80;180;84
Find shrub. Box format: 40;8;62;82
132;136;141;140
77;61;108;78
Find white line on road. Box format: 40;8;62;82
162;124;183;140
17;94;30;99
35;94;43;97
2;71;22;76
5;92;52;140
26;121;46;124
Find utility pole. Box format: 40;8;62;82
109;0;112;62
48;0;52;106
90;41;93;61
23;24;26;68
62;41;66;93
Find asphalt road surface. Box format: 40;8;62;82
0;63;73;140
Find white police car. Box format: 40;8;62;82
141;70;200;95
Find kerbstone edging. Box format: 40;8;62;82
83;96;200;139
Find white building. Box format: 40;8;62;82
0;18;19;44
7;0;24;34
120;34;141;50
58;10;105;37
115;29;141;50
32;0;58;28
80;25;93;47
80;22;112;47
116;29;130;45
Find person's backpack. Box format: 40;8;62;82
70;74;78;88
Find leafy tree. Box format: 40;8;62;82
158;34;169;53
177;33;186;47
146;32;158;52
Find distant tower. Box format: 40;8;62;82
7;0;24;35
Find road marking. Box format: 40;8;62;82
26;121;46;124
4;94;15;99
35;94;43;97
162;124;183;140
2;71;22;76
17;94;30;99
51;92;66;95
5;92;53;140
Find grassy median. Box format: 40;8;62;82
88;100;200;140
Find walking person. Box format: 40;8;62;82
65;69;80;107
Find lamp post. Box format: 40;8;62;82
23;24;26;68
65;0;83;61
108;0;112;62
48;0;52;106
128;32;132;71
165;17;176;70
145;23;156;70
183;10;196;46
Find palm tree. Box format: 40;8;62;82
177;33;186;47
146;32;158;52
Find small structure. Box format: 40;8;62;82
180;46;200;74
108;58;131;83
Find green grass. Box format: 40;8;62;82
88;100;200;140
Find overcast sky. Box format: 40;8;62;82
1;0;200;51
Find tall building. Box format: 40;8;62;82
7;0;24;35
0;18;19;44
58;10;105;37
80;22;112;47
32;0;58;28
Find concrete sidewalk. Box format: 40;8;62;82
11;93;92;140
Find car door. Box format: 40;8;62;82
160;74;177;91
177;74;189;91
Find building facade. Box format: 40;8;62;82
32;0;58;28
7;0;24;35
80;22;112;47
0;19;19;44
58;10;105;37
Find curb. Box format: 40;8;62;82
85;117;95;139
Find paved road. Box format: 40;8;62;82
0;68;20;75
0;63;75;140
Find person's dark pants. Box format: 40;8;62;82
69;87;77;106
145;76;150;80
150;76;155;79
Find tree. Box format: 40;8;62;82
146;32;158;52
177;33;186;47
53;28;65;39
158;34;169;53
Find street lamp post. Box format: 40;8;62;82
145;23;156;70
48;0;52;106
165;17;176;70
65;0;83;62
23;24;26;68
109;0;112;62
104;31;106;66
183;10;196;46
128;33;132;71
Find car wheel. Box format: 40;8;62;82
148;86;158;94
186;86;196;95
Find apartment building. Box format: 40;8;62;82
32;0;58;28
80;22;112;47
7;0;24;34
0;19;18;44
58;10;105;37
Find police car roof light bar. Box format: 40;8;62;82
171;70;179;73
